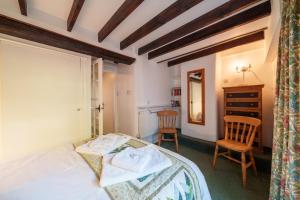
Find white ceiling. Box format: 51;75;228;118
0;0;269;62
220;40;265;57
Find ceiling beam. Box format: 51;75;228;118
67;0;85;32
98;0;144;42
18;0;27;16
138;0;262;55
167;30;265;67
120;0;204;50
0;14;135;65
159;27;267;63
148;1;271;59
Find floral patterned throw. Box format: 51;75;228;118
269;0;300;199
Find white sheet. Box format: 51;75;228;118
0;138;211;200
0;145;110;200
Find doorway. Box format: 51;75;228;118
91;61;134;136
103;71;116;134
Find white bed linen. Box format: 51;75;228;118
0;145;110;200
0;140;211;200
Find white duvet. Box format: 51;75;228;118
0;141;211;200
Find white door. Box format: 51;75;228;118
103;72;116;133
91;58;103;137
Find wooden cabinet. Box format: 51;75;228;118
223;84;264;152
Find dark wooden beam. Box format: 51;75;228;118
98;0;144;42
148;1;271;59
67;0;85;32
0;14;135;65
120;0;203;50
167;30;265;67
159;27;267;63
138;0;261;55
18;0;27;16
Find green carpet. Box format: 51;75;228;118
161;142;270;200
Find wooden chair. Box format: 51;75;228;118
212;115;261;187
157;110;178;152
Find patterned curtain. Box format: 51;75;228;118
269;0;300;199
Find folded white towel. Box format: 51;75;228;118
75;134;129;156
111;147;152;172
99;145;172;187
88;134;118;148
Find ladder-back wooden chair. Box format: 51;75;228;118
212;115;261;187
157;110;178;152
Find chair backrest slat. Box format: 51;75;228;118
249;127;258;145
235;122;240;141
224;122;229;140
157;110;177;129
240;123;247;143
224;115;261;146
245;125;253;144
230;122;234;140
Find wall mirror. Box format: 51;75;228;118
187;69;205;125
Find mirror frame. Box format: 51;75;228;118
187;68;205;125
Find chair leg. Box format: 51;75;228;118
158;132;162;146
174;133;179;153
212;144;219;169
249;150;257;176
241;152;247;187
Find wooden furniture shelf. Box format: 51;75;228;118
223;84;264;152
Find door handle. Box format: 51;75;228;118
95;103;104;112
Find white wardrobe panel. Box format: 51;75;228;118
0;40;91;161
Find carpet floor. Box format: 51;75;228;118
161;142;270;200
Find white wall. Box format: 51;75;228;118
103;72;116;133
170;45;275;147
132;56;173;137
116;64;135;136
0;3;274;144
179;54;218;141
265;0;281;62
134;56;172;107
0;40;91;161
102;62;135;136
218;46;275;147
102;56;173;139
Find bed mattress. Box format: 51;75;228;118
0;137;211;200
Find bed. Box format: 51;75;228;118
0;136;211;200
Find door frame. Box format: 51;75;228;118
91;58;103;137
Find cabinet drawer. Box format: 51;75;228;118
226;102;259;108
226;110;259;118
226;92;258;98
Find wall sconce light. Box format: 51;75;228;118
236;64;252;81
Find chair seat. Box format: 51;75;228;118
216;139;252;152
159;128;177;134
